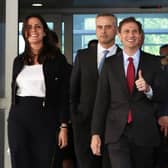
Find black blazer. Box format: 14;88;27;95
9;54;70;124
91;50;166;146
70;45;121;124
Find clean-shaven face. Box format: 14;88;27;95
96;16;117;48
25;17;46;45
118;22;141;51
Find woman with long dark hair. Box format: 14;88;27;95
7;14;70;168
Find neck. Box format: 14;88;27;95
100;41;115;49
30;44;43;64
30;43;43;55
123;47;139;57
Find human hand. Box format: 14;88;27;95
135;70;150;92
58;127;68;149
158;116;168;136
90;134;101;156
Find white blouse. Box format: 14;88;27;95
16;64;46;97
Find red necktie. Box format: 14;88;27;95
127;57;135;123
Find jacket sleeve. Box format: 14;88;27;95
70;53;81;121
58;56;72;123
156;71;168;117
11;56;23;107
91;61;110;136
151;59;167;102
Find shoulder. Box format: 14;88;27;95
141;51;161;63
77;46;96;58
73;48;91;65
141;50;156;57
107;50;122;61
13;54;24;66
116;45;122;53
76;48;91;57
14;54;23;61
59;54;73;71
48;53;67;63
12;55;25;78
45;53;71;71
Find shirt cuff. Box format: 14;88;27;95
144;85;153;99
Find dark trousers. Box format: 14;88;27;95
102;144;111;168
72;122;102;168
8;96;61;168
155;135;168;168
107;130;155;168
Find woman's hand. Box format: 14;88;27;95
58;126;68;149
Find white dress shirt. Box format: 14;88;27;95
122;49;153;99
97;43;117;68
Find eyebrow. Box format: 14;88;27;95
97;24;114;27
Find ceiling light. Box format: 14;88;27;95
32;3;43;7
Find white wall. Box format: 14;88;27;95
4;0;18;167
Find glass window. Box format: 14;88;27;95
73;14;97;58
73;13;168;60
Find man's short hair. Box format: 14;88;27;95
160;44;168;50
118;17;142;33
96;13;117;26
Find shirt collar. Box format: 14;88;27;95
98;43;117;57
123;49;140;64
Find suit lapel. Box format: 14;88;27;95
132;50;147;95
88;46;99;77
116;45;122;54
114;52;130;96
136;51;148;77
113;50;149;97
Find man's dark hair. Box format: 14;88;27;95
88;39;98;48
118;17;142;33
160;44;168;50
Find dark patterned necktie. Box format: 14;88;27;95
127;57;135;123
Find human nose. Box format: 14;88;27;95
101;26;106;33
30;26;37;31
128;31;134;37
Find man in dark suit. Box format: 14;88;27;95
155;44;168;168
70;13;121;168
91;17;166;168
156;88;168;168
158;44;168;132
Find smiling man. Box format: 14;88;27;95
91;17;166;168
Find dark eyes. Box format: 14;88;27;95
26;25;43;30
123;30;139;33
97;25;114;29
